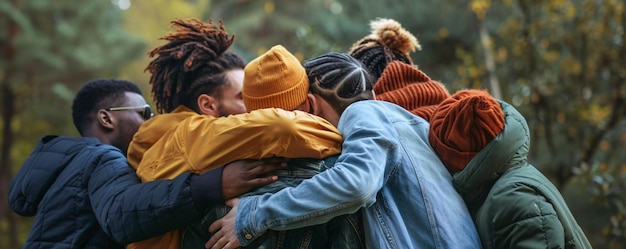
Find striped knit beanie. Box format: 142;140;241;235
428;89;505;173
375;61;449;121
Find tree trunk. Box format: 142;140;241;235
1;0;20;247
477;17;502;100
0;70;19;249
0;83;18;249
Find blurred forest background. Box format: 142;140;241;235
1;0;625;248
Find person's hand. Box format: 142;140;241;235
222;158;288;199
206;198;241;249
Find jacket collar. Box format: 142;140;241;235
452;101;531;206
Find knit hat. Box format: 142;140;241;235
428;89;505;173
375;61;450;121
242;45;308;111
349;18;421;79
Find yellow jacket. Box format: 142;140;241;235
126;105;342;249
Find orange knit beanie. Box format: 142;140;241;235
375;61;450;121
428;89;505;173
242;45;308;111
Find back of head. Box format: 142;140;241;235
428;89;505;173
72;79;142;136
303;52;376;115
146;19;246;114
348;18;421;80
351;19;441;121
375;61;450;121
242;45;308;111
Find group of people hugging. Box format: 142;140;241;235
10;17;591;249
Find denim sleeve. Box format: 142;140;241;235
235;101;396;246
88;149;202;244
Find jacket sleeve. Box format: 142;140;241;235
88;148;203;244
234;102;395;246
180;108;343;173
487;183;565;249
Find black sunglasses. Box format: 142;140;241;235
105;104;154;120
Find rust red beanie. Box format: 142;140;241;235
428;89;505;173
375;61;450;121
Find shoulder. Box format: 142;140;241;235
343;100;386;115
67;142;126;175
340;100;388;125
341;100;428;132
249;108;326;122
38;136;99;152
20;136;104;170
246;108;337;133
477;171;568;248
91;144;127;168
344;100;427;122
484;173;559;230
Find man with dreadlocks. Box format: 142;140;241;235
127;19;351;249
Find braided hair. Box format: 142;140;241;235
348;18;421;81
72;78;142;135
146;19;246;114
303;52;375;115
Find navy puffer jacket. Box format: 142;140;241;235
9;135;201;248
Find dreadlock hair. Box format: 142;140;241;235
348;18;421;81
304;52;376;115
72;78;142;136
146;18;246;114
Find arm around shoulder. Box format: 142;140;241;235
182;109;342;173
89;149;202;244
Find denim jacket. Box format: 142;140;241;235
235;101;482;249
181;157;366;249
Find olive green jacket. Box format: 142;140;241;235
452;101;592;249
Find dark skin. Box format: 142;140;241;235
222;158;288;199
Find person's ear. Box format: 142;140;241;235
97;109;115;130
307;93;320;115
197;94;219;116
311;94;340;126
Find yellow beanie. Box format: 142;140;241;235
243;45;309;111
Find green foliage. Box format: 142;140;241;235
569;160;626;248
207;0;479;86
1;0;145;247
1;0;145;133
466;0;626;247
116;0;212;94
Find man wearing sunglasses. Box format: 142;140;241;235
106;104;154;120
9;78;283;249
